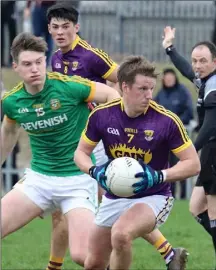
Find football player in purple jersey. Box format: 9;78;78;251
43;3;196;270
74;55;200;270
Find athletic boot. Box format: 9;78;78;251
167;248;189;270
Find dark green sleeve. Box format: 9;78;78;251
1;96;15;120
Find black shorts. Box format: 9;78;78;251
195;140;216;195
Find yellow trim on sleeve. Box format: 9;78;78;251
85;82;96;102
48;72;92;87
171;140;192;154
2;82;23;100
150;101;190;144
102;63;118;79
78;38;114;67
81;132;98;146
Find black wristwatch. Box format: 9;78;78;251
165;45;174;54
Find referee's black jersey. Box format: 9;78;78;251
165;45;216;151
196;73;216;130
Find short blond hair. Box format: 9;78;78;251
117;55;158;90
11;32;48;62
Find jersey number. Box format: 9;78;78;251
64;66;68;74
35;108;45;117
127;134;134;143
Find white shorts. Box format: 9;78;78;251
95;195;174;228
93;140;108;166
14;168;98;215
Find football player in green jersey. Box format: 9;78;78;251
1;32;119;267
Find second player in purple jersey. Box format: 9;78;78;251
82;99;191;199
51;35;117;83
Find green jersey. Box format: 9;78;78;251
2;72;96;176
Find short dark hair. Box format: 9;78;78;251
117;55;158;90
47;2;79;24
11;32;48;62
192;41;216;58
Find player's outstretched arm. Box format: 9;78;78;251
162;26;195;82
133;144;200;194
1;116;20;165
93;82;120;104
164;144;200;182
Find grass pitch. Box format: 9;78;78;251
2;200;214;270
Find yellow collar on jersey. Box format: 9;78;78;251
120;98;149;115
71;34;80;50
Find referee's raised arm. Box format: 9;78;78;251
162;26;195;82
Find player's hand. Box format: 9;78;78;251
162;26;176;49
132;160;164;194
89;160;112;192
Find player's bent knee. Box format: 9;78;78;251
70;250;85;266
189;198;206;217
189;202;197;217
189;187;207;216
2;226;9;239
111;229;132;250
189;204;203;217
1;216;17;238
84;256;107;270
2;219;10;238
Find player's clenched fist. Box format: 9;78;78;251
89;160;112;192
132;160;164;194
162;26;176;49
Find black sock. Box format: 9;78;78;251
210;220;216;255
195;210;212;236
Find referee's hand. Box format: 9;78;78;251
162;26;176;49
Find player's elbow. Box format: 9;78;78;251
74;149;80;167
190;156;201;176
108;88;120;101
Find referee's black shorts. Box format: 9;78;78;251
195;140;216;195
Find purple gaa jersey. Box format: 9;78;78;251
82;98;192;199
51;35;118;83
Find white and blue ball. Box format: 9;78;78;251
105;157;143;197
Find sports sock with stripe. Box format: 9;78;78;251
153;235;175;265
46;256;63;270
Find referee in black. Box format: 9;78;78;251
162;26;216;267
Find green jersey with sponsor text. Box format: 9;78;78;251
2;72;96;176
